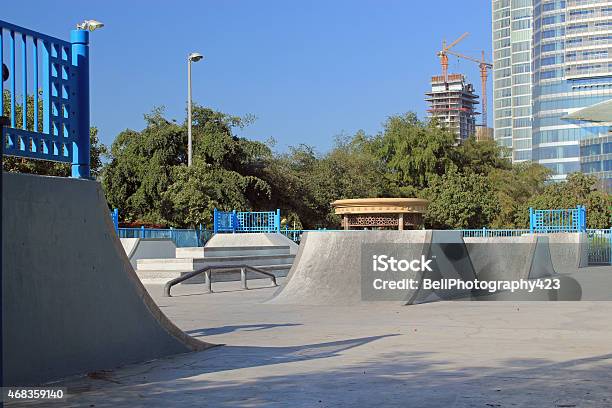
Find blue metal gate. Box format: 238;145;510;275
587;229;612;265
213;208;281;233
529;206;586;233
0;20;91;178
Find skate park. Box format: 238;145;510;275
2;13;612;408
4;171;612;407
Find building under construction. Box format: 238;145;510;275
425;73;479;141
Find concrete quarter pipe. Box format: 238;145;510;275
268;230;573;306
2;173;211;386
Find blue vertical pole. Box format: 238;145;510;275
141;225;145;239
9;30;16;128
232;210;237;233
213;208;218;234
70;29;90;179
276;209;281;233
529;207;534;233
20;34;27;132
112;208;119;233
33;38;39;133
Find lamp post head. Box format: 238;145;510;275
188;52;204;62
76;20;105;32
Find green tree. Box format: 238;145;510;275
424;169;500;229
102;106;272;227
488;162;551;228
371;113;457;190
520;172;612;228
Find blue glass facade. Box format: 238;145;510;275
532;0;612;185
493;0;612;191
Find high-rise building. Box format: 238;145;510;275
492;0;534;161
425;74;479;141
492;0;612;190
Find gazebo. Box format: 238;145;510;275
331;198;429;230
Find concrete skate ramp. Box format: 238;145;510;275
2;173;210;386
205;232;299;254
406;230;478;304
541;233;588;273
121;238;176;269
267;230;432;305
464;236;537;281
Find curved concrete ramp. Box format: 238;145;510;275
268;230;434;306
268;230;575;306
2;173;211;386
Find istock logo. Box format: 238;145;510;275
372;255;434;272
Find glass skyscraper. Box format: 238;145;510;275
493;0;534;162
492;0;612;190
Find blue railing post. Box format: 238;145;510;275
112;208;119;233
70;29;90;179
232;210;237;233
276;209;281;233
140;225;145;239
213;208;218;234
529;207;534;233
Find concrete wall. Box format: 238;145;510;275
121;238;176;269
2;173;210;386
206;233;299;255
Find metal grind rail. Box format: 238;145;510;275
164;264;278;297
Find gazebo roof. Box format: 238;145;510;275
331;198;429;215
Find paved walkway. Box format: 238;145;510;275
13;271;612;407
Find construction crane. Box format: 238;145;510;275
437;32;470;83
446;49;493;127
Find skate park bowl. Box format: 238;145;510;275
2;173;213;386
268;230;585;306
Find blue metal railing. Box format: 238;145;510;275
529;206;586;233
0;20;90;178
213;208;281;233
461;228;531;238
117;227;213;248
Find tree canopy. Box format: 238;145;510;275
5;96;610;230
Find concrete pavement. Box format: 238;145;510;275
14;273;612;407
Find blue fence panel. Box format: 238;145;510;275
586;229;611;265
0;20;90;178
214;208;280;233
529;206;586;233
117;227;213;247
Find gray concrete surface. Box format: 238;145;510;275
2;173;210;386
14;274;612;407
120;238;176;269
205;232;299;255
268;230;431;305
543;233;589;273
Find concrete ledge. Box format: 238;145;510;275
137;254;296;271
176;245;290;258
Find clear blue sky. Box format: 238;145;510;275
4;0;492;152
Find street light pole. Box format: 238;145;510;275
187;52;203;167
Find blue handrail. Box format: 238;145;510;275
0;20;91;178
